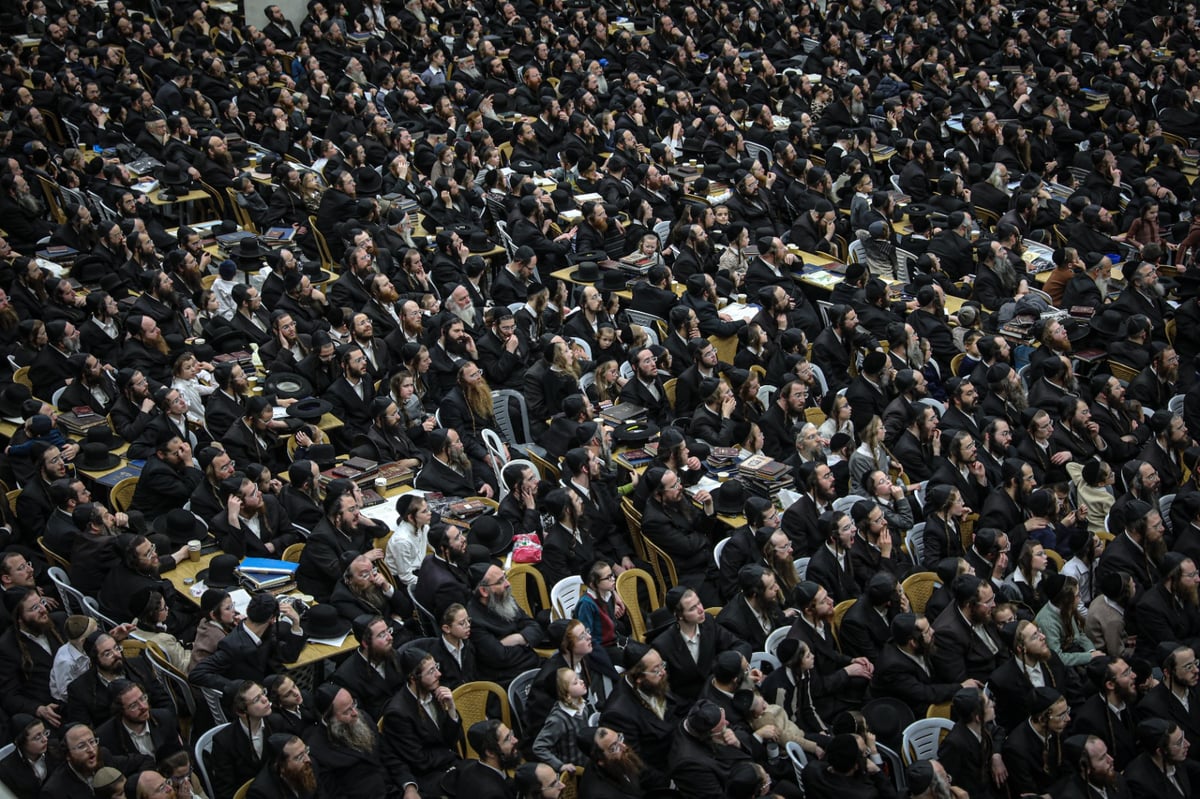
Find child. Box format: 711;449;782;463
532;667;592;773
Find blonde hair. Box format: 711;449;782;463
556;667;584;708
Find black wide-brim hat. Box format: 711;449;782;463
264;373;317;402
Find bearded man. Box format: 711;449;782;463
981;363;1027;431
352;397;425;470
874;613;981;719
414;428;494;499
248;733;321;799
1071;658;1141;770
120;314;172;385
379;647;464;794
465;562;545;684
362;273;403;339
988;619;1074;730
330;556;414;644
439;362;502;489
9;256;47;321
0;174;52;252
308;685;421;799
43;722;151;797
30;320;81;400
599;642;683;790
332;615;405;720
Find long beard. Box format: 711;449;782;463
354;582;389;611
1005;382;1028;412
0;305;17;331
452;304;477;327
640;674;670;700
328;716;377;753
147;335;170;355
488;587;522;622
464;379;494;420
605;746;646;781
931;774;955;799
993;259;1018;291
285;762;318;793
448;448;472;475
16;192;42;215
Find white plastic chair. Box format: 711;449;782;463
1169;395;1185;415
794;557;810;580
194;722;229;799
551;575;585;620
765;625;790;657
901;718;953;765
750;651;781;672
47;566;87;616
714;537;731;567
481;427;510;498
904;522;926;564
832;494;868;514
82;596;121;631
917;397;946;417
508;667;540;736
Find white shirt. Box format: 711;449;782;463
50;641;90;701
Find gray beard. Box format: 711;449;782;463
16;193;41;215
1094;277;1109;295
488;588;522;622
993;258;1019;291
452;303;477;328
851;100;865;117
328;716;377;753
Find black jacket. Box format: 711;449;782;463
209;719;265;799
188;623;307;694
379;687;463;794
331;649;406;722
650;619;751;702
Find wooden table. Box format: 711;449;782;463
145;187;211;227
165;552;358;670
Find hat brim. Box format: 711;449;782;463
152;516;209;545
468;515;514;556
265;373;317;402
77;453;123;471
305;617;353;638
232;246;270;261
302;268;333;284
194;568;239;589
568;269;601;283
612;421;659;443
468;238;498;253
287;396;332;420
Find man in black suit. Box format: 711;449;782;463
786;581;872;719
1002;687;1073;797
1128;346;1179;414
65;630;170;728
413;428;494;499
1139;410;1187;496
1111;262;1171;340
1135;643;1200;754
332;615;407;722
209;680;272;799
988;618;1073;731
307;685;417;799
629;265;678;321
466;562;544;685
0;587;62;724
599;642;685;791
97;678;180;763
930;575;1004;684
618;346;672;427
1096;500;1165;595
873;613;978;719
189;593;307;694
322;344;379;446
759;377;809;462
1072;656;1139;770
128;432;204;519
1124;719;1192;799
844;351;891;435
927;430;990;511
413;524;472;619
715;565;788;652
379;646;465;795
330;555;415;645
246;733;320;799
641;467;721;606
680;273;745;339
30;319;78;401
839;573;906;661
295;491;386;603
743;236;822;339
805;511;859;604
1131;554;1200;664
43;722;152;799
668;699;755;797
452;720;520;799
811;304;877;395
652;586;752;701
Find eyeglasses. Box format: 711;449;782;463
1179;660;1200;672
423;662;442;677
70;737;100;752
606;732;626;754
289;746;312;763
148;779;173;795
27;730;50;742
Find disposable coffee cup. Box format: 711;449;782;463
736;293;747;305
374;477;387;493
187;540;201;562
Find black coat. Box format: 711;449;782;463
873;643;961;720
786;616;860;720
1135;681;1200;753
598;678;685;789
987;654;1071;731
715;596;783;653
838;599;892;661
650;620;751;702
466;596;543;684
668;724;754;797
188;623;307;694
450;760;514;799
1124;750;1191;799
295;518;378;602
413;555;471;620
64;657;169;728
929;603;1003;684
306;713;407;799
209;495;300;559
1070;693;1137;770
331;650;406;722
937;721;1003;799
379;686;463;794
0;749;59;799
1002;721;1067;796
209;719;265;799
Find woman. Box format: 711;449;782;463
13;319;46;367
586;359;623;406
922;485;968;569
539;488;595;589
735;368;766;424
0;714;58;798
523;618;617;737
1004;540;1050;612
818;394;854;444
299;171;323;214
938;688;1004;799
402;344;438;413
575;559;629;659
847;415;891;493
1034;574;1097;668
385;493;433;588
861;469;915;538
532;668;592;773
130;589;189;671
189;589;239;674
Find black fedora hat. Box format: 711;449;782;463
1090;308;1124;338
354;166;383;196
197;553;240;589
159;162;192;188
151;508;209;545
713;479;748;516
569;261;601;283
1064;318;1091;344
568;249;607;265
611;420;660;444
232;237;271;262
264;373;315;402
467;230;496;253
467;514;513;556
85;425;126;450
288;396;332;421
304;604;352;638
0;382;32;420
76;442;121;471
599;269;629;292
300;260;332;284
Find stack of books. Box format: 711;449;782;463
707;447;740;472
600;403;648;426
319;456;380;490
238;557;298;592
737;455;794;500
377;462;416;489
58;408;109;435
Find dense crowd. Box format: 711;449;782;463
4;0;1200;797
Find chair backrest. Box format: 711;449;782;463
794;557;810;580
308;215;335;269
713;536;731;567
926;701;952;719
641;537;678;604
507;667;540;736
832;599;856;650
551;576;585;620
480;428;509;497
408;584;438;636
502;459;539;492
900;571;940;615
233;779;254;799
626;309;667;333
615;568;659;642
786;741;807;795
507;563;549;618
1108;359;1138;383
226;187;259;232
619;497;647;561
750;651;780;672
281;543;305;562
905;522;926;564
452;681;511;758
82;596;120;630
110;476;140;513
765;625;790;657
39;537;70;570
144;643;196;718
529;449;561;483
47;566;87;616
900;718;954;765
831;495;867;514
12;367;31;391
194;722;230;799
491;389;535;449
663;378;678;413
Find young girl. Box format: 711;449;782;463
171;352;215;427
532;668;592;773
385;494;433;588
